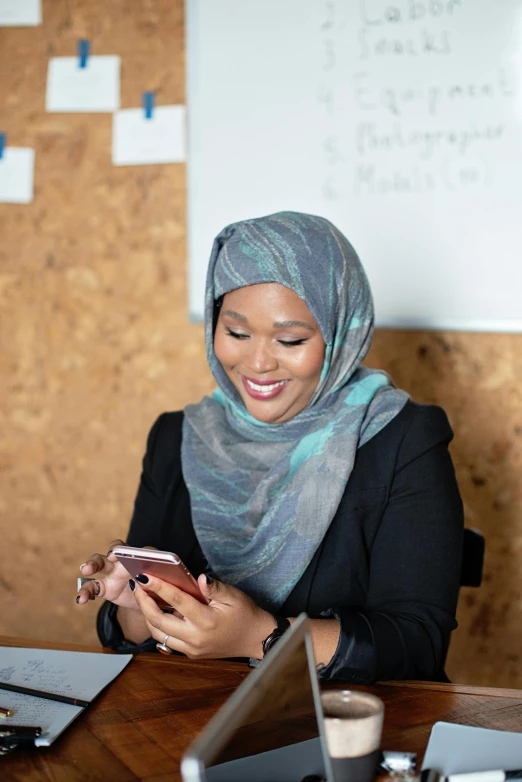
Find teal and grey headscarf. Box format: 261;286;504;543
182;212;408;611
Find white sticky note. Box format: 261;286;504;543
46;56;120;113
0;0;41;26
0;148;35;204
112;105;186;166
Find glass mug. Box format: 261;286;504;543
320;690;384;782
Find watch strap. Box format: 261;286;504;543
261;615;291;657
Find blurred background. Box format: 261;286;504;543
1;0;521;689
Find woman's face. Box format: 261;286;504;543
214;282;326;424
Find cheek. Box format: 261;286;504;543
292;344;325;382
213;332;227;366
214;332;238;369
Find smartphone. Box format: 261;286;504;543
112;545;208;607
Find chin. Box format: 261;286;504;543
241;399;286;424
233;383;298;423
247;406;281;424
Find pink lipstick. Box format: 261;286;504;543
241;375;289;400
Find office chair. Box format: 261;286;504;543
440;528;485;681
460;527;485;588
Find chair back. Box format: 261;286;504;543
460;527;485;588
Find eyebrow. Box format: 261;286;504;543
273;319;314;331
222;309;248;322
222;310;314;331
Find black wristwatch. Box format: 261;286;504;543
262;615;291;657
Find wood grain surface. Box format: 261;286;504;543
1;636;522;781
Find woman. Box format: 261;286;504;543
77;211;463;682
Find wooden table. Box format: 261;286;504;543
2;635;522;781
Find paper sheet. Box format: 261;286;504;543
112;105;186;166
422;722;522;775
0;647;132;746
0;0;41;26
46;56;120;113
0;147;35;204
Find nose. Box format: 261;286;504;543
245;339;278;375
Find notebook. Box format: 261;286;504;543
0;646;132;746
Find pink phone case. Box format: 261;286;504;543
112;545;208;606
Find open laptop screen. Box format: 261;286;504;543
181;614;332;782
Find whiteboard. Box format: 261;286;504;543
186;0;522;331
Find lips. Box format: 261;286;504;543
241;375;289;400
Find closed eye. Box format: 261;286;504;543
225;327;249;340
225;327;307;347
278;339;307;347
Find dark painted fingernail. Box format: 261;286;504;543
128;579;135;591
136;573;149;584
75;595;81;604
205;575;212;585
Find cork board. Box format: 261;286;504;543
1;0;521;688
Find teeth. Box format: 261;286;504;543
247;379;286;393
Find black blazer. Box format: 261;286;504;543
98;400;464;683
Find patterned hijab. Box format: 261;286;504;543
182;212;408;611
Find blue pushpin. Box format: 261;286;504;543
78;39;90;69
0;133;5;160
143;91;155;120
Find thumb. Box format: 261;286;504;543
198;573;228;603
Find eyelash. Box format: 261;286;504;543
225;328;307;348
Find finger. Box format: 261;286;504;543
75;579;105;605
132;581;165;621
198;574;233;605
133;586;189;638
79;553;114;576
134;574;207;622
146;621;192;656
106;538;126;562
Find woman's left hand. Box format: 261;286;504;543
132;574;277;659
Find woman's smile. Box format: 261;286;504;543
240;374;290;400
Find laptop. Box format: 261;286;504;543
180;613;334;782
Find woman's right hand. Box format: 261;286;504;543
76;538;138;609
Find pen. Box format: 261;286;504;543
0;725;42;748
0;682;90;709
446;772;522;782
0;725;42;737
0;706;14;718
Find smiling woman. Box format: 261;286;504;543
78;211;464;684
